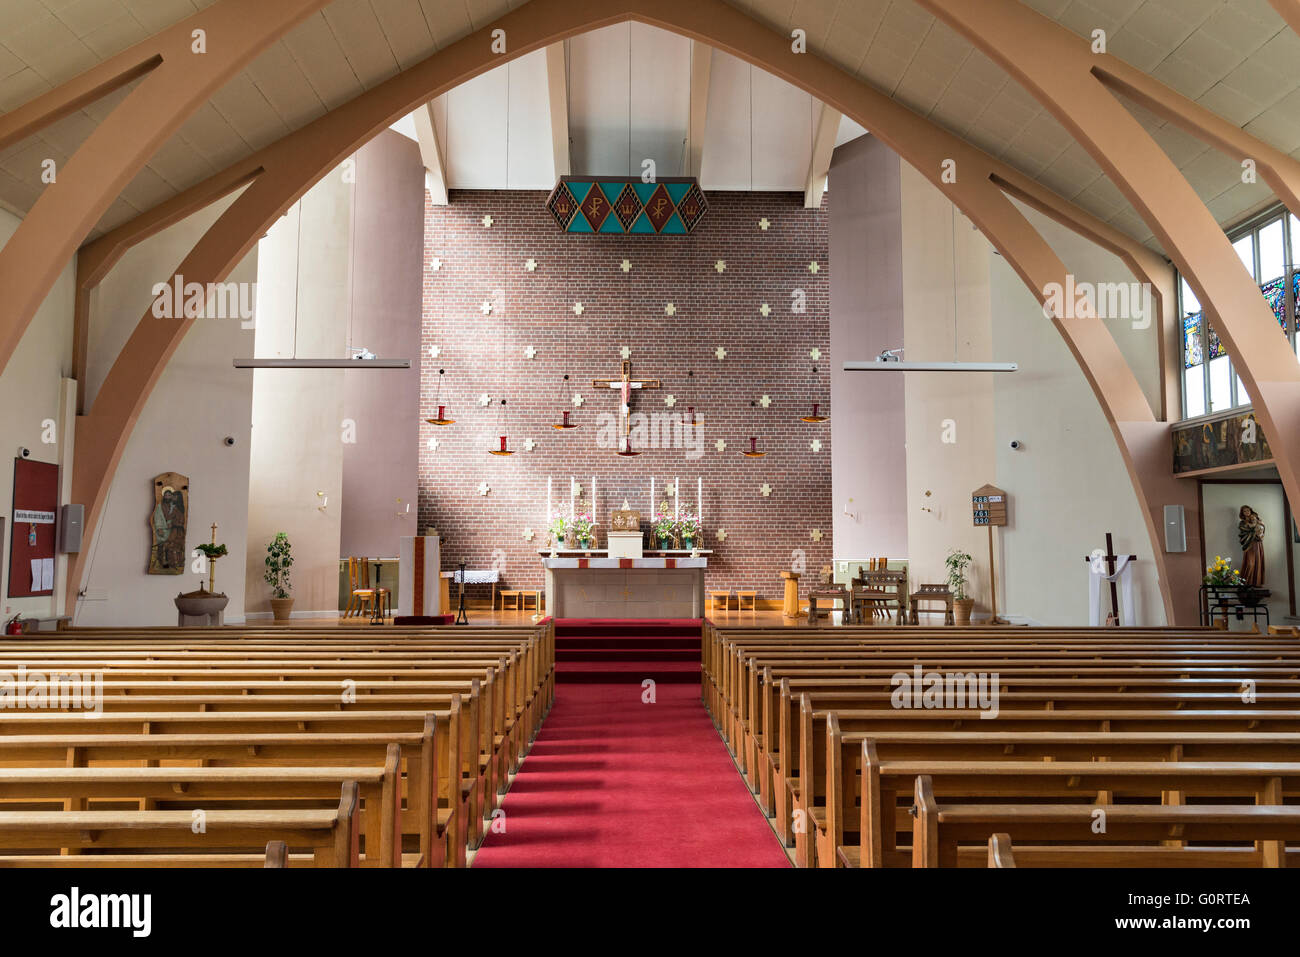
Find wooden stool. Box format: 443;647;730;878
520;590;542;612
909;583;955;625
780;571;801;619
736;590;757;611
707;590;732;613
807;587;848;626
499;589;522;611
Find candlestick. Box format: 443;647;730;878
674;476;679;521
650;477;655;512
698;476;703;523
547;476;552;530
570;476;575;521
591;475;597;527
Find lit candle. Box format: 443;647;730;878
650;477;655;512
591;475;597;532
570;476;575;521
698;477;703;524
547;476;552;531
674;476;679;521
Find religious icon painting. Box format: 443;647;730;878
148;472;189;575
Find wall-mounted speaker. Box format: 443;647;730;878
1163;504;1186;553
60;504;84;554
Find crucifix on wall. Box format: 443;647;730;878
593;359;660;456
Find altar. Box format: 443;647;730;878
542;556;707;618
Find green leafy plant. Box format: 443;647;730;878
945;548;973;601
264;532;294;599
195;542;228;560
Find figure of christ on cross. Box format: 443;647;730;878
593;359;660;455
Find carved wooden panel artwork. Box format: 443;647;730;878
148;472;189;575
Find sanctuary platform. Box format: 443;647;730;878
542;556;707;618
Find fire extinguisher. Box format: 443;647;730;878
4;615;23;635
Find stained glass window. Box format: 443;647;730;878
1207;321;1225;360
1184;312;1203;368
1262;275;1287;331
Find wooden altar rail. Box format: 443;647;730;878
0;624;552;868
697;626;1300;867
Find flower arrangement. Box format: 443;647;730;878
572;507;594;547
1204;556;1244;588
548;511;570;545
653;502;677;547
677;510;701;547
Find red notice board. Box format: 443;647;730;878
8;458;59;598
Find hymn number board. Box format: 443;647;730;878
972;484;1007;527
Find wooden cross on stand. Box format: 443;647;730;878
1083;531;1137;626
593;359;660;455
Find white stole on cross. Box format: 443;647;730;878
1088;555;1134;626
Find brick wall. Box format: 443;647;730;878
419;188;832;599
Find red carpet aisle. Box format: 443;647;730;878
473;619;789;867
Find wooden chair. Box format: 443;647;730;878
360;559;391;620
345;557;375;619
850;567;908;625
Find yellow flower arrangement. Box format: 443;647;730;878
1203;555;1243;587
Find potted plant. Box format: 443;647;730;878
264;532;294;622
653;503;676;550
678;511;701;550
945;548;975;625
572;510;594;550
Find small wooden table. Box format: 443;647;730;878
780;571;801;619
909;584;955;625
807;587;849;626
708;589;732;612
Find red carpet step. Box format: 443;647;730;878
554;618;703;684
472;682;789;868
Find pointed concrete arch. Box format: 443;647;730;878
918;0;1300;571
0;0;329;376
65;0;1202;621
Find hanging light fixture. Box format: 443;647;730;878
553;374;580;430
426;368;455;425
801;365;828;422
683;369;703;426
554;317;580;430
740;400;767;458
489;398;515;456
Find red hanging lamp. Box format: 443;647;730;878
425;368;455;426
740;400;767;458
553;375;580;430
801;365;828;423
488;398;515;456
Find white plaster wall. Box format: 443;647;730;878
0;208;75;622
244;171;351;618
75;198;255;626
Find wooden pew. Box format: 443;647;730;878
829;729;1300;869
0;781;361;867
911;774;1300;868
987;833;1014;868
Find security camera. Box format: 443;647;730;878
223;436;236;447
17;447;29;458
1009;439;1023;451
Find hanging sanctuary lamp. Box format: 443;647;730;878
489;398;515;456
426;368;455;426
800;365;828;423
740;400;767;458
